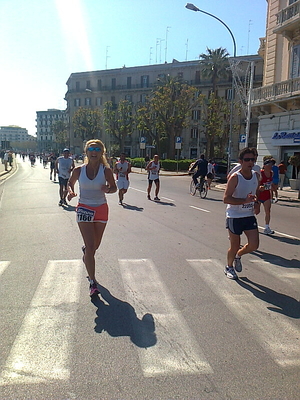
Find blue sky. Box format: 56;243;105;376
0;0;267;136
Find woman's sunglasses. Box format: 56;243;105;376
87;147;101;152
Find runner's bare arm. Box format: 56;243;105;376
103;167;117;194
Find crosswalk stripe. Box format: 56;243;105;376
187;259;300;367
0;261;10;277
0;260;82;386
249;259;300;285
118;258;213;377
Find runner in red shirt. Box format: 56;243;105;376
258;159;274;235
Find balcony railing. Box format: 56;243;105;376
252;76;300;104
276;0;300;25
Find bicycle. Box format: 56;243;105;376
190;177;208;198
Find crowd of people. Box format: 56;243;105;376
2;143;291;291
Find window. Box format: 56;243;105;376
125;94;132;102
291;44;300;78
191;127;198;139
195;71;201;84
127;77;131;89
74;98;81;107
112;78;116;89
141;75;149;88
177;72;183;80
97;79;102;89
226;89;233;100
140;94;147;103
192;110;200;120
76;81;80;91
85;97;91;106
86;80;91;89
96;97;102;106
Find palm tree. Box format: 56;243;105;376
199;47;230;93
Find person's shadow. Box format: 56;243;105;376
91;285;157;348
237;277;300;318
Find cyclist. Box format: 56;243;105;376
189;154;208;189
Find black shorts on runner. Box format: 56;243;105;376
148;178;159;183
58;177;69;187
226;216;258;236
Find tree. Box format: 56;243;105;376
52;120;68;150
150;75;202;158
73;107;102;142
103;100;134;154
199;47;230;93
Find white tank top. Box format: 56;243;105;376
57;156;73;179
226;170;258;218
78;164;107;207
148;161;160;180
116;160;129;180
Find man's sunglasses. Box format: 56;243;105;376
243;157;255;162
87;147;101;152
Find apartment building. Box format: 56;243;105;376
65;56;263;158
252;0;300;180
0;125;36;150
36;109;67;152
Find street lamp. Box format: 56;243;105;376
185;3;237;171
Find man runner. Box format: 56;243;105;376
113;152;131;205
56;148;75;206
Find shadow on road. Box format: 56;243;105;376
253;249;300;269
121;203;144;211
237;277;300;319
91;285;157;348
258;233;300;246
153;200;176;206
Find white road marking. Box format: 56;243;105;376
160;196;174;202
189;205;210;213
118;258;213;377
130;187;146;194
0;260;82;386
187;259;300;367
0;261;10;277
258;226;300;240
249;259;300;285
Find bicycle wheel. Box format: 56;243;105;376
190;180;197;196
200;181;208;198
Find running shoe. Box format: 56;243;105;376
263;227;275;235
89;281;100;297
224;266;238;280
63;199;67;206
154;196;160;201
59;199;63;206
234;256;242;272
119;200;123;205
147;195;151;200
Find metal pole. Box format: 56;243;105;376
244;61;254;148
185;3;237;172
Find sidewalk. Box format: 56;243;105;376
0;159;16;183
131;167;300;202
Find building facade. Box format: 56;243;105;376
65;56;263;159
0;125;36;151
36;109;68;153
252;0;300;181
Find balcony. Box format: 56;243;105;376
252;76;300;105
274;0;300;38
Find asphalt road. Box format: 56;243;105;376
0;158;299;400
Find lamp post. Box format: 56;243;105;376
185;3;237;172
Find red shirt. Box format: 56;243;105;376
278;163;287;174
258;170;273;201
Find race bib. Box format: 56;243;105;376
119;172;126;178
241;202;254;210
77;207;95;222
264;182;271;190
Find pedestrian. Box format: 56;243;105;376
271;159;279;202
207;159;215;189
49;153;57;181
189;154;208;189
223;147;260;280
258;158;275;235
3;151;9;171
113;152;131;205
67;139;117;296
55;148;75;206
278;160;287;190
146;154;161;200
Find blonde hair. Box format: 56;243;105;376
84;139;109;167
